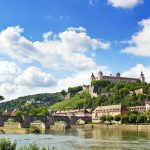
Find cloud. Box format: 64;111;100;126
107;0;143;9
0;61;20;83
0;61;57;100
122;64;150;82
122;18;150;56
0;26;110;72
15;66;56;87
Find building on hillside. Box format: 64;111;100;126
92;105;126;122
53;109;92;117
127;106;146;113
127;101;150;113
90;71;145;83
145;101;150;111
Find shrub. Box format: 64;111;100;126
100;115;106;123
129;114;137;123
137;114;147;123
121;115;129;124
28;127;41;134
0;138;16;150
114;115;121;122
106;116;113;122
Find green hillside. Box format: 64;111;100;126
0;92;63;111
50;81;150;111
50;92;91;110
1;80;150;112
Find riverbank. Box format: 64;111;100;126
2;123;150;134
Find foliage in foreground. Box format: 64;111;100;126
0;138;16;150
0;138;56;150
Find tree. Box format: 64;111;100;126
100;115;106;123
121;115;129;124
114;115;121;122
137;114;147;123
106;116;113;123
0;95;4;101
129;114;137;124
61;90;67;97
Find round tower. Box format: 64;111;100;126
98;71;103;80
140;71;145;82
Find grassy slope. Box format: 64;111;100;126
49;93;87;110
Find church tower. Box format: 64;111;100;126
140;71;145;82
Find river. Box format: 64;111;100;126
1;128;150;150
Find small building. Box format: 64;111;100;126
92;105;126;122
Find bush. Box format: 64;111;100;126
100;115;106;123
28;127;41;134
0;138;16;150
137;114;147;123
106;116;113;122
121;115;129;124
129;114;137;123
114;115;121;122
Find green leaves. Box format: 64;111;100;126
0;138;16;150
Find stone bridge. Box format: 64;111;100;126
0;116;54;128
0;115;91;128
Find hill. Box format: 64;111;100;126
50;81;150;110
0;92;63;111
1;80;150;112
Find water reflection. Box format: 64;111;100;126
1;128;150;150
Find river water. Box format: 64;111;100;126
1;128;150;150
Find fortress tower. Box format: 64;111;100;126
140;71;145;83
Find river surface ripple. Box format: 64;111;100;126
0;128;150;150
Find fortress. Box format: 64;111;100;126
90;71;145;83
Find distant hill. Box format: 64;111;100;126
0;92;63;111
1;81;150;112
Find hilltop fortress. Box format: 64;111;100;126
83;71;145;97
90;71;145;83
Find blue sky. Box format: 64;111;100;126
0;0;150;100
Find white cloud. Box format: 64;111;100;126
15;66;56;87
107;0;143;9
0;61;20;83
122;64;150;82
122;18;150;56
43;32;53;42
0;26;110;72
0;83;17;95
